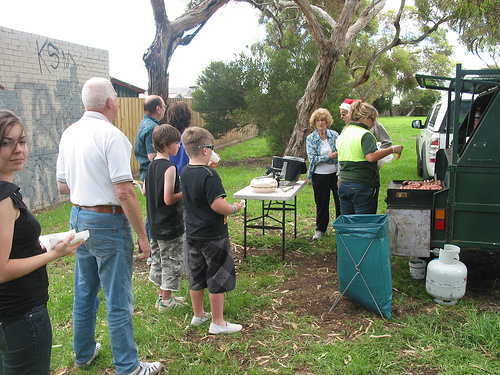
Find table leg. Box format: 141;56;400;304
282;200;286;260
244;205;247;258
294;195;297;239
261;200;265;236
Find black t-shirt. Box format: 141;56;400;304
180;164;228;240
145;158;184;240
0;182;48;321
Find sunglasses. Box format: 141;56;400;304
197;144;215;150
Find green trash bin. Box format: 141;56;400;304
330;214;392;319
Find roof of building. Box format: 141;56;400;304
110;77;146;94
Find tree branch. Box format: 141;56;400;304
170;0;230;37
344;0;386;47
276;0;336;27
293;0;329;51
350;1;453;88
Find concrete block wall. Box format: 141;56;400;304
0;26;109;211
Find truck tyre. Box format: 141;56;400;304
416;147;423;177
422;159;432;180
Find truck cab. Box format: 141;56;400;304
412;99;470;179
428;65;500;253
388;64;500;256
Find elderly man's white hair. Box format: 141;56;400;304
81;77;116;111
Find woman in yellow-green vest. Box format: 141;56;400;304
336;101;403;214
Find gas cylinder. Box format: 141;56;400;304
425;244;468;305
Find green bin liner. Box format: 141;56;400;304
333;214;392;319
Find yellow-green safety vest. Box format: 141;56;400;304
336;124;376;162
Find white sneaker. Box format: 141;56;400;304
127;361;163;375
75;342;101;368
209;322;242;335
191;312;212;326
312;230;323;240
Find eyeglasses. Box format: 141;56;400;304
197;144;215;150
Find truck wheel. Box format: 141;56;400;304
416;145;423;177
422;160;432;180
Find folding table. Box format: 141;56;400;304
233;180;305;260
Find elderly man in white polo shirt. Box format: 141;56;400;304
56;77;162;375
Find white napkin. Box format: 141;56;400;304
39;229;89;251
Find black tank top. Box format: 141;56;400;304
0;181;48;321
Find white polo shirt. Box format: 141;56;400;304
56;111;133;206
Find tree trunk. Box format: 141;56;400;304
284;0;387;158
285;52;339;158
144;0;230;110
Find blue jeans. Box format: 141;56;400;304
70;206;139;374
0;304;52;375
338;182;379;215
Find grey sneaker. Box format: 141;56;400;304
157;297;186;312
74;343;101;368
209;322;242;334
126;361;163;375
173;295;187;303
312;230;323;240
191;312;212;326
155;295;186;309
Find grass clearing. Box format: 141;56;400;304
36;116;499;374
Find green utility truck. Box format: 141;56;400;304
387;64;500;257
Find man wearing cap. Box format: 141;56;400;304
339;98;393;149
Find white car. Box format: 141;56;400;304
412;99;470;179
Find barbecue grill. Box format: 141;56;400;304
265;156;307;187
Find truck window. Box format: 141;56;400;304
428;103;441;129
440;100;471;133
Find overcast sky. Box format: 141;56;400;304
0;0;265;89
0;0;488;90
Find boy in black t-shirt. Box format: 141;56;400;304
180;127;245;334
145;124;187;311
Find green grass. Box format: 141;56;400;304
36;116;499;374
217;136;273;161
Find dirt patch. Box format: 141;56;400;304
229;245;500;337
134;245;500;334
219;156;271;169
133;237;500;374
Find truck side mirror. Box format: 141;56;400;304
412;120;423;129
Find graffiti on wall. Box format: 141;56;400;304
37;40;79;74
0;38;84;210
0;73;83;210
